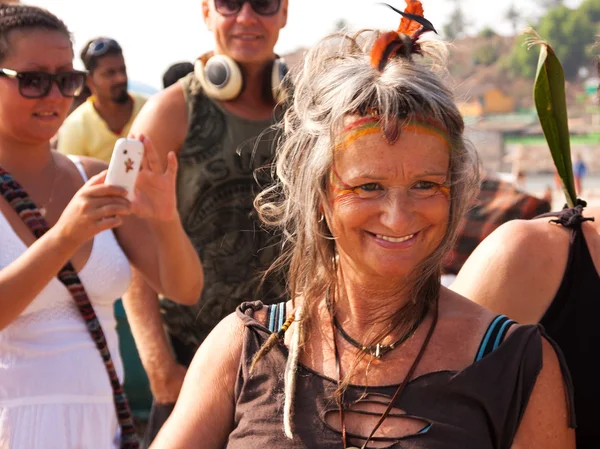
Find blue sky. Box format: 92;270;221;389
25;0;583;89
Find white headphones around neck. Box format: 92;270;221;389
194;52;289;103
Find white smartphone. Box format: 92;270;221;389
105;138;144;201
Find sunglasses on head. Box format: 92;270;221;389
215;0;281;16
0;68;87;99
85;38;122;59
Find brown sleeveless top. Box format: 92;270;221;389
228;302;575;449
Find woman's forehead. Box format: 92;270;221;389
3;29;73;69
334;129;450;177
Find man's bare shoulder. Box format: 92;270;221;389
130;82;188;160
134;83;187;126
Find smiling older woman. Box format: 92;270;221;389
150;2;575;449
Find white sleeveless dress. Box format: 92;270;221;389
0;157;132;448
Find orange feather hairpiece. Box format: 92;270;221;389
398;0;426;35
370;1;437;72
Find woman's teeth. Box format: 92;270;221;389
376;233;415;243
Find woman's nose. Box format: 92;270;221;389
379;190;414;231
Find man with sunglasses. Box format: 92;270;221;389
56;37;147;163
121;0;289;446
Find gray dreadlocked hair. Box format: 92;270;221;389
253;28;481;438
0;4;72;64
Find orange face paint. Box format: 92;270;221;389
438;185;451;197
329;166;355;202
336;114;451;152
403;117;450;149
335;116;382;152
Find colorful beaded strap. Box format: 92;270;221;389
0;166;139;448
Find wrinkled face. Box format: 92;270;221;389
326;118;451;282
0;29;74;145
203;0;288;65
88;53;128;104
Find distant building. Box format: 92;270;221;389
458;84;516;117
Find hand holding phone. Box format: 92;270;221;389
105;138;144;201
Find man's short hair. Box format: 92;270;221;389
162;61;194;89
80;37;123;72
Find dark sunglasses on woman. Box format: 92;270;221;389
0;68;87;99
215;0;281;16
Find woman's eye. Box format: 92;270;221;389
353;183;383;198
411;181;448;198
356;183;380;192
413;181;438;190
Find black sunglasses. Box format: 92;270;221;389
0;68;87;99
215;0;281;16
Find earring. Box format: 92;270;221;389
318;213;325;223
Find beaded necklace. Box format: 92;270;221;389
331;299;438;449
331;301;429;359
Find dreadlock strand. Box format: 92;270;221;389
283;306;304;439
250;310;296;374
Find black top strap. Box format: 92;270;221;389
475;315;517;362
536;199;595;229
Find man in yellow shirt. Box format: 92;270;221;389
57;37;147;163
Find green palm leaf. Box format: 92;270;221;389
524;27;577;207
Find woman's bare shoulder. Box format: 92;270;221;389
459;218;568;276
451;218;570;323
54;152;107;184
581;206;600;228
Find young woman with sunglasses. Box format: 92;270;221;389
0;5;203;448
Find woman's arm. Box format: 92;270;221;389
79;138;203;305
150;312;245;449
510;338;575;448
0;172;132;330
119;136;203;304
122;269;187;404
0;225;82;330
117;208;203;305
121;84;201;304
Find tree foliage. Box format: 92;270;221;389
443;1;470;40
479;27;497;39
507;3;597;80
473;30;501;66
505;3;521;35
579;0;600;23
